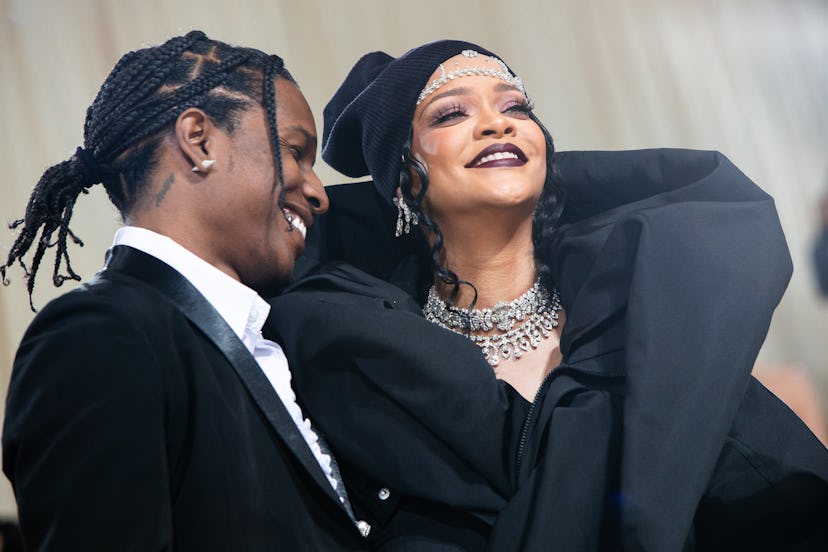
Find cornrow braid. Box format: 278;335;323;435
3;30;297;310
85;33;204;144
263;55;292;229
88;34;225;157
94;51;250;161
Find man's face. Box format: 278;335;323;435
199;78;327;292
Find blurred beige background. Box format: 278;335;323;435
1;0;826;518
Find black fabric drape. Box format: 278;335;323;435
269;149;828;550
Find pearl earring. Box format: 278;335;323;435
192;159;216;172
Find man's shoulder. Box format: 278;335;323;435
40;267;171;315
24;266;185;346
11;264;210;394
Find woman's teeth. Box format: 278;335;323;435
475;151;519;166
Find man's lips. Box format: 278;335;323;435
466;143;528;168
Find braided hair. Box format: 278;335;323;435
398;111;565;309
1;31;295;310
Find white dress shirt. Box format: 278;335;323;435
111;226;338;491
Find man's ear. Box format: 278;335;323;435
176;108;216;173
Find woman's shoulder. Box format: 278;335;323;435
277;260;423;314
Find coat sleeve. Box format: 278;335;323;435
2;289;174;551
694;377;828;549
556;151;798;549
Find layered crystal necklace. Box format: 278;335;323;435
423;279;562;367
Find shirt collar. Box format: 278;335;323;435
111;226;271;341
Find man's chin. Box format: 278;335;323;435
248;269;293;299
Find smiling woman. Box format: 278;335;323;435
405;52;560;397
267;39;828;550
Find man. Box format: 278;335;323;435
2;32;371;550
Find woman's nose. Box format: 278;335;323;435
474;108;514;139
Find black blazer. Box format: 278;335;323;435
2;246;366;551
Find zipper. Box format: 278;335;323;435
514;367;559;482
513;361;625;483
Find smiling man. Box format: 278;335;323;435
1;32;371;550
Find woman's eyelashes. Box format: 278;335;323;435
430;103;467;125
428;97;535;126
504;99;534;117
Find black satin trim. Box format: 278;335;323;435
101;245;346;511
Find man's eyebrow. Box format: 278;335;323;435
284;125;317;148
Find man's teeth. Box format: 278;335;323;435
293;218;307;239
475;151;519;166
284;211;307;239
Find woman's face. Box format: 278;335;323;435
410;54;547;224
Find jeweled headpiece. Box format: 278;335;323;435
416;50;527;106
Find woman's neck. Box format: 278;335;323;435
432;216;536;308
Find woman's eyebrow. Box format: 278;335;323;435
419;86;470;119
494;82;521;93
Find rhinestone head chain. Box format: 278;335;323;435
416;50;528;106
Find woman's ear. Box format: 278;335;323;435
176;108;216;173
406;152;428;197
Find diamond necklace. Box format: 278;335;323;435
423;279;562;367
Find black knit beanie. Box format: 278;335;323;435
322;39;511;203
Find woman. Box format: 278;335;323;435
268;40;828;550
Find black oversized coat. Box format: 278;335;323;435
268;149;828;550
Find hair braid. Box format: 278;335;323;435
102;52;250;159
1;158;89;309
3;30;297;309
108;33;202;106
86;33;205;147
52;203;84;285
263;55;290;227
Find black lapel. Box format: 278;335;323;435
103;245;344;508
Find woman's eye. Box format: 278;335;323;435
504;100;534;116
289;146;302;161
431;105;467;125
